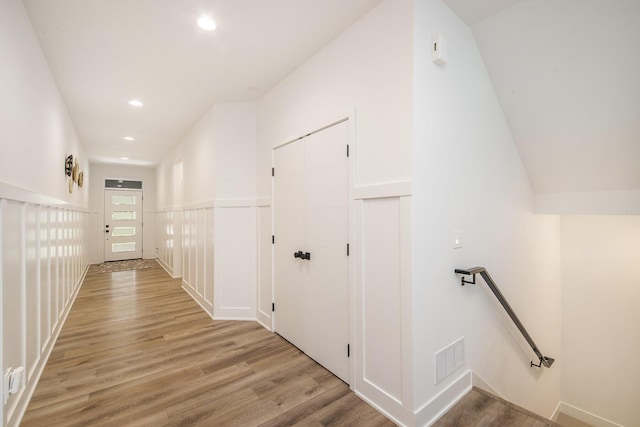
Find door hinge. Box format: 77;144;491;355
347;243;350;256
347;344;350;358
272;235;275;244
347;144;350;157
272;302;275;312
272;167;275;177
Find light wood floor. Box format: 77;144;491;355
22;261;395;427
433;388;557;427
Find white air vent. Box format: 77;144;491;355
435;337;464;384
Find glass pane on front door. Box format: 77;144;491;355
112;211;136;220
112;242;136;253
112;195;136;205
112;227;136;237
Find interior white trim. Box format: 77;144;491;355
354;180;412;200
552;402;624;427
256;197;271;207
414;370;473;426
181;200;215;210
214;199;258;208
181;199;261;209
0;181;88;210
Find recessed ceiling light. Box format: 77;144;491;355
128;99;143;107
197;16;216;31
123;136;135;141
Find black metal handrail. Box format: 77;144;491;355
454;267;555;368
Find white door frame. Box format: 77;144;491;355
103;188;143;261
271;114;355;386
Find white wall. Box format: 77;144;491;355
88;163;156;263
560;216;640;427
0;0;89;209
155;146;183;277
412;0;562;422
155;103;257;319
0;1;91;425
256;0;414;423
211;104;257;320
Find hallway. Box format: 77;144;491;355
21;261;393;426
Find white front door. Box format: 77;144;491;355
104;189;143;261
273;120;350;383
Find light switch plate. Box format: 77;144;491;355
453;230;462;249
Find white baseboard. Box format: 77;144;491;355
414;370;473;426
553;402;624;427
354;390;411;427
181;283;214;319
255;317;272;332
155;257;180;278
470;371;500;397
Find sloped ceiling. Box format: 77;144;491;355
444;0;640;195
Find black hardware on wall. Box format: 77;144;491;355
293;251;311;260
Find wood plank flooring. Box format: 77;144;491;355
433;388;558;427
22;261;395;427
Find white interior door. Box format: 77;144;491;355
273;121;349;383
104;189;143;261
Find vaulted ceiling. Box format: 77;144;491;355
23;0;640;195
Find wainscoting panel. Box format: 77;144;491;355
182;209;191;286
0;194;89;427
155;210;181;277
213;206;256;320
25;204;39;382
204;208;214;306
354;190;414;426
2;200;24;420
180;207;214;314
196;209;205;298
360;197;403;400
256;205;272;329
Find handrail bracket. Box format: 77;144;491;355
531;356;555;368
454;267;485;286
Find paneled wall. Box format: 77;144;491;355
181;207;214;314
353;183;414;425
256;203;272;329
212;204;256;320
1;196;89;427
155;210;182;278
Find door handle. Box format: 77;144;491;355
293;251;311;260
